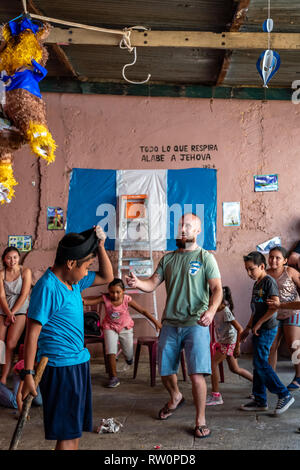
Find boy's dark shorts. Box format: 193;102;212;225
39;361;92;441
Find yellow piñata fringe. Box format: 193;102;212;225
26;122;56;163
2;24;11;43
0;28;43;75
0;161;18;203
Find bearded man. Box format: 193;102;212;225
126;213;222;438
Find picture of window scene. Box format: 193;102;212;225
254;174;278;192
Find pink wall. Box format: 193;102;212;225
3;93;300;352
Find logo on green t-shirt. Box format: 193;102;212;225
189;261;203;276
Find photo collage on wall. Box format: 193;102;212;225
8;235;32;252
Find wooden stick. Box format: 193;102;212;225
9;357;48;451
29;12;124;36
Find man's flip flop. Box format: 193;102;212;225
194;425;211;439
158;397;185;420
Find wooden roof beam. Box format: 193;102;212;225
48;28;300;50
216;0;251;86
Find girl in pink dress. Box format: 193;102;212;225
83;278;161;387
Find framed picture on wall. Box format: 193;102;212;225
47;207;64;230
254;174;278;192
8;235;32;252
223;202;241;227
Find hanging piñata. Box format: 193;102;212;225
0;15;56;203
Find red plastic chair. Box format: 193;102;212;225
84;333;109;372
133;336;187;387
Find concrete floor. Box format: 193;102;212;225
1;354;300;451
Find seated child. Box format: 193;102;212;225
240;251;294;415
83;277;162;388
0;358;42;412
206;286;253;406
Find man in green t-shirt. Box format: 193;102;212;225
126;213;222;439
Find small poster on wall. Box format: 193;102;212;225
254;174;278;192
47;207;64;230
8;235;32;252
223;202;241;227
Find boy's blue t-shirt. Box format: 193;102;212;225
27;268;96;367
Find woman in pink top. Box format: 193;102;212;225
83;278;161;388
267;246;300;391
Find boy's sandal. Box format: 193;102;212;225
158;397;185;420
194;425;211;439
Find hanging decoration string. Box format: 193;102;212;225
119;27;151;84
120;29;134;53
256;0;280;88
121;46;151;84
22;0;28;15
268;0;271;50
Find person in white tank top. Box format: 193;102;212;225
267;246;300;391
0;247;32;385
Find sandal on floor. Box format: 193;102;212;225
194;425;211;439
158;397;185;420
287;378;300;391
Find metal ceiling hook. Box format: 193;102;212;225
121;46;151;85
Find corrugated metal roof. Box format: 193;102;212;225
30;0;237;32
240;0;300;32
0;0;299;89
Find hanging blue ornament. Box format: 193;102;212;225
262;18;273;33
256;49;280;88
